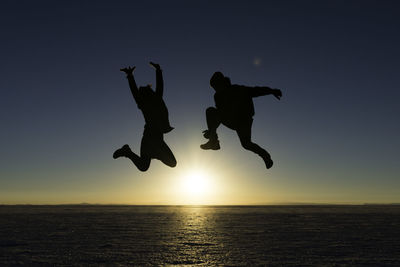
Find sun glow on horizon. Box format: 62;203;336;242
177;168;217;204
182;170;210;195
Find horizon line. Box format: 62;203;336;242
1;202;400;206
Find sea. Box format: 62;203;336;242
1;205;399;266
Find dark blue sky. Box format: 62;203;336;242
1;1;399;204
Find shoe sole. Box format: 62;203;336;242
200;145;220;150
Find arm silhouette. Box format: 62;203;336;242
150;62;163;97
240;85;282;100
120;66;140;102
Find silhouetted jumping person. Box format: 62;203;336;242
201;72;282;169
113;62;177;171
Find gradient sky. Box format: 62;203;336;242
1;0;399;204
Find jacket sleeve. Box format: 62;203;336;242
238;85;275;98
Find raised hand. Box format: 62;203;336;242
149;62;161;70
273;89;282;100
120;66;136;75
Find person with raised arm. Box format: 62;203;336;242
113;62;176;171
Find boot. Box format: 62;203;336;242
200;139;220;150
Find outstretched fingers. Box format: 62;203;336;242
120;66;136;74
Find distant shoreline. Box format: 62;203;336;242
1;203;400;207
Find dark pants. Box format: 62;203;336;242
127;126;176;171
206;107;270;159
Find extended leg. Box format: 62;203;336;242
236;120;273;169
200;107;221;150
128;151;151;172
113;144;151;172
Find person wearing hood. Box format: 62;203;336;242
201;71;282;169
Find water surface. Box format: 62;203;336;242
1;205;399;266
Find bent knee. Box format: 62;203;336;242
159;154;177;168
137;161;150;172
138;165;150;172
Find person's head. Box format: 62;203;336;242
210;72;231;91
139;85;153;96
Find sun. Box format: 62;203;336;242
182;170;209;195
179;169;215;203
171;157;222;204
